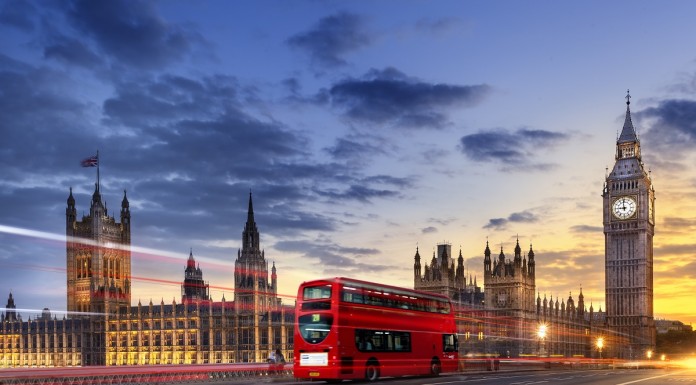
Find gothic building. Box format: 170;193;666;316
0;188;293;367
482;240;600;357
602;92;656;358
181;250;210;303
233;193;284;363
413;242;485;356
414;242;483;305
66;184;131;316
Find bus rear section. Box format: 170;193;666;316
294;277;458;382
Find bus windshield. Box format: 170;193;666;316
298;313;333;344
303;284;332;300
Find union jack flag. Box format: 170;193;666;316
80;155;98;167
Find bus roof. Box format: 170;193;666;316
300;277;451;303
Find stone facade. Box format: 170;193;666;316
66;184;132;316
602;92;656;359
0;189;292;367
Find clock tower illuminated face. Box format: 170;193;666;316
612;196;636;219
602;91;656;359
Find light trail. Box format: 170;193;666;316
0;223;301;303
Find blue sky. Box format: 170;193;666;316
1;0;696;325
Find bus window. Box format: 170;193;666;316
303;284;332;300
355;329;411;353
443;334;458;352
298;313;333;344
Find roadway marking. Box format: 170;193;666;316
615;370;687;385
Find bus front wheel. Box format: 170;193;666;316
430;358;441;376
365;361;380;382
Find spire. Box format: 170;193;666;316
121;190;129;209
247;191;255;224
618;89;638;143
187;248;196;269
514;236;521;256
242;191;260;252
67;187;75;207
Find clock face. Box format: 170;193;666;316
612;196;637;220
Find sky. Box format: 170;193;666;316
1;0;695;326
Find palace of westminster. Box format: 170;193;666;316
0;95;656;366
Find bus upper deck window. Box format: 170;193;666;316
303;285;332;300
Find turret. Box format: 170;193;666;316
66;187;77;227
483;241;491;274
271;261;277;293
456;248;464;286
527;243;535;276
414;246;422;279
120;190;130;240
577;288;585;318
4;292;17;322
514;237;522;267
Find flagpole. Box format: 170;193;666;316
96;150;100;192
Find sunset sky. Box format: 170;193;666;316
1;0;695;326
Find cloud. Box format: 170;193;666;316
0;0;36;32
44;36;103;69
287;11;371;68
66;0;204;69
483;210;538;230
421;226;437;234
570;225;603;233
459;127;569;167
273;238;388;275
326;67;490;128
324;136;387;163
640;99;696;153
314;184;401;203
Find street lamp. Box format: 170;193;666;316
596;337;604;359
537;323;547;357
647;350;653;360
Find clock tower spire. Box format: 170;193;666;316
602;90;656;359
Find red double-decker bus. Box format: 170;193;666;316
293;277;458;382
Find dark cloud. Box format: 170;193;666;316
421;226;437;234
570;225;603;233
44;36;103;69
287;12;371;68
66;0;204;69
0;0;36;31
326;67;490;128
273;238;385;274
640;99;696;153
483;210;538;230
314;184;401;203
459;127;569;167
324;137;387;162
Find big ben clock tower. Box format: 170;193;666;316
603;91;656;359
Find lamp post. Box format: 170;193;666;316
596;337;604;360
537;323;547;357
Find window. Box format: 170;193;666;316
298;313;332;344
355;329;411;353
443;334;458;352
303;285;332;300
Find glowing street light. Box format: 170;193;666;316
647;350;653;360
596;337;604;359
